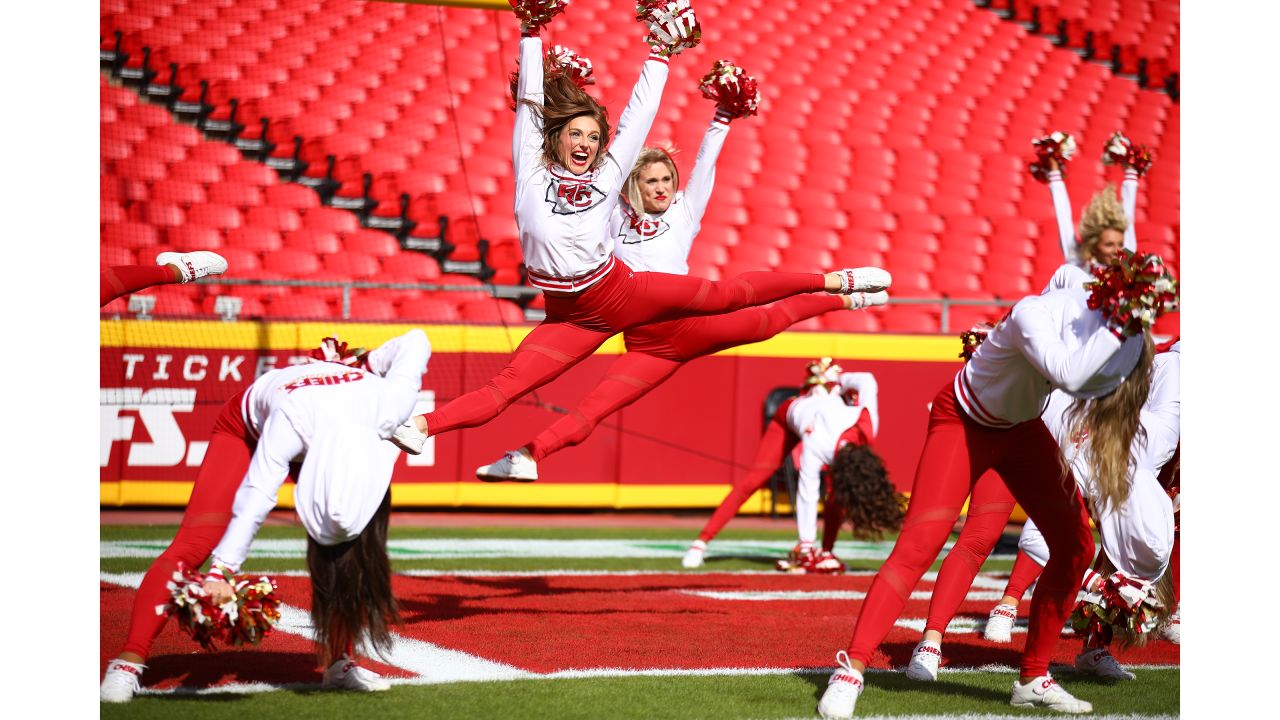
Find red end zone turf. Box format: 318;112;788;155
101;573;1179;689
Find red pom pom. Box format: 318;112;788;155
508;45;595;111
1101;131;1154;176
636;0;701;57
224;575;283;647
157;563;283;651
1084;250;1180;338
958;322;994;361
510;0;571;32
698;60;760;119
308;337;368;369
1029;131;1077;183
158;563;230;652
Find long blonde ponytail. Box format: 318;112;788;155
1065;333;1155;512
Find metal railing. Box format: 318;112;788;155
110;277;1020;333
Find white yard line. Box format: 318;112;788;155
102;538;1012;562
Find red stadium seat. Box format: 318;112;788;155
103;222;160;250
458;298;526;324
342;228;399;257
396;296;463;323
226;227;283;253
347;295;399;321
322;250;380;279
301;207;360;234
879;306;941;334
283;228;342;254
185;203;244;231
263;294;335;319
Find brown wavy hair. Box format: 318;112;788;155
514;74;612;171
828;444;905;540
1065;333;1156;513
306;490;400;666
1076;185;1129;263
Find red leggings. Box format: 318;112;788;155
1003;550;1047;602
118;398;253;661
527;295;845;461
846;383;1093;678
924;471;1017;635
101;265;177;306
424;260;826;436
697;399;800;543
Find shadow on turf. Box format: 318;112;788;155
797;668;1010;706
144;650;323;691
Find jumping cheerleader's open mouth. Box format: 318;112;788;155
570;150;590;166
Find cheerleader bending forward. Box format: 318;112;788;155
816;252;1176;718
682;361;890;572
100;330;430;702
904;343;1179;684
391;1;889;455
473;60;886;482
979;342;1180;664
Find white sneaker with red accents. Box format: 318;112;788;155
100;659;146;703
156;251;228;284
849;290;889;310
390;419;427;455
836;268;892;294
984;602;1018;643
476;450;539;482
1075;648;1136;680
1010;674;1093;713
682;540;706;569
817;651;864;720
905;639;942;681
322;657;391;692
809;550;847;574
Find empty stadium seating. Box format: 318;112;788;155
101;0;1178;335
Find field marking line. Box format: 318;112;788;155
100;537;1013;562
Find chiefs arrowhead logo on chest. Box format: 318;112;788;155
547;178;606;214
620;216;670;244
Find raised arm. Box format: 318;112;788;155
838;372;879;437
678;114;730;231
512;34;546;179
1047;168;1077;263
210;410;304;572
605;57;671;184
1121;168;1139;252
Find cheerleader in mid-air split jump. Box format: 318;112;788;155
391;0;890;456
815;251;1177;719
682;359;900;572
473;59;886;482
100;330;430;703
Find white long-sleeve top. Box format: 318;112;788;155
610;114;730;274
513;35;670;292
212;330;430;571
791;374;880;544
1043;168;1140;293
956;288;1144;428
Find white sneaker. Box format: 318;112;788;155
1010;674;1093;713
682;540;706;569
475;450;538;482
156;251;228;284
849;290;889;310
905;640;942;681
100;659;145;703
984;603;1018;643
836;267;892;294
322;657;391;692
1075;648;1135;680
817;651;864;720
390;419;427;455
